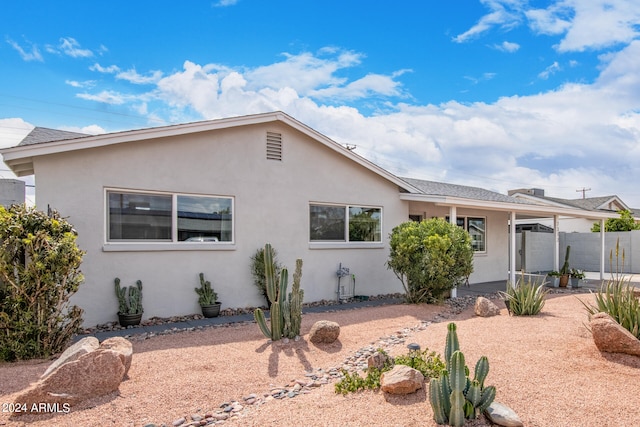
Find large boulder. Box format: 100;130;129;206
14;349;126;415
99;336;133;377
380;365;424;395
308;320;340;344
474;297;501;317
42;336;99;379
590;312;640;356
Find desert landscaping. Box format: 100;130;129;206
1;291;640;427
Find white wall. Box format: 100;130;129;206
34;122;408;326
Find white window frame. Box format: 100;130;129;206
104;188;235;252
309;202;384;249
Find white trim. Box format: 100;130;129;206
309;242;385;250
102;243;236;252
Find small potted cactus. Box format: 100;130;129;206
115;278;143;327
195;273;221;318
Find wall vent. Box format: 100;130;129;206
266;132;282;161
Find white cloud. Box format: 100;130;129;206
212;0;238;7
538;61;561;79
116;68;163;84
493;41;520;52
59;37;93;58
76;90;129;105
453;0;524;43
90;63;121;74
6;38;43;62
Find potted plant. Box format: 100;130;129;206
559;245;571;287
570;268;585;288
546;270;561;288
195;273;221;318
115;278;143;327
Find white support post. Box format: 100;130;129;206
509;211;516;288
600;219;606;280
554;215;560;272
449;206;457;298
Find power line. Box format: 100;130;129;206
576;187;591;199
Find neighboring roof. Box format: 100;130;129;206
19;127;88;146
511;191;630;213
401;177;526;204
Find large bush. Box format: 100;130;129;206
387;218;473;303
0;205;85;361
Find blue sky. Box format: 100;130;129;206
1;0;640;207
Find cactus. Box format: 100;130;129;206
253;243;304;340
560;245;571;275
288;259;304;338
445;322;460;372
194;273;217;306
428;322;496;425
115;278;143;315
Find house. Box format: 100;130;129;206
509;188;633;233
1;112;620;326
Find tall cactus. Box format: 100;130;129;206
253;243;304;340
288;259;304;338
115;278;143;314
428;322;496;425
560;245;571;275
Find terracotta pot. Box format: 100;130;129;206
559;274;569;288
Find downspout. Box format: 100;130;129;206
449;206;457;298
509;211;516;287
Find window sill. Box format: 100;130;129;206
309;242;385;250
103;242;236;252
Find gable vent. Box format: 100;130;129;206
266;132;282;161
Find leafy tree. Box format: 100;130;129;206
387;218;474;303
0;205;85;361
591;210;640;232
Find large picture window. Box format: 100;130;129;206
310;204;381;242
107;190;233;243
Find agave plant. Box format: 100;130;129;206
499;274;548;316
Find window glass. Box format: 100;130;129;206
468;217;486;252
349;207;381;242
310;205;346;241
177;195;233;242
108;192;172;240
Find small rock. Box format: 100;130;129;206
309;320;340;344
484;401;524;427
474;296;501;317
380;365;424;395
172;417;186;426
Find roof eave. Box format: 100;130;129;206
400;193;621;219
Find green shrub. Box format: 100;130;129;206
387;218;474;303
500;276;548;316
0;205;85;361
334;348;445;395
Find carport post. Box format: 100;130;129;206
509;211;516;287
600;219;605;280
449;206;457;298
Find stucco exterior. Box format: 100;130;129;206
32;120;412;326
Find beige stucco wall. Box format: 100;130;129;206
33;122;408;326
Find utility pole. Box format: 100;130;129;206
576;187;591;199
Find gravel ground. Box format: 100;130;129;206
1;292;640;427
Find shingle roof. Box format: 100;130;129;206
525;194;622;212
19;127;88;146
400;177;527;203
